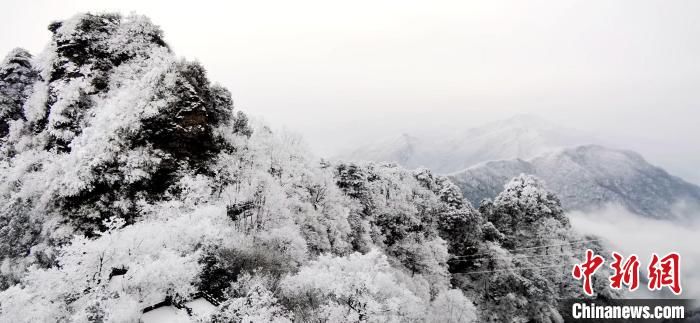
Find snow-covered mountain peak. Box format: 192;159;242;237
451;144;700;219
338;114;596;174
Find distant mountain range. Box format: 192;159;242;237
337;114;597;174
449;145;700;219
339;115;700;219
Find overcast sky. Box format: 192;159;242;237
2;0;699;182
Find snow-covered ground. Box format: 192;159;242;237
139;298;216;323
140;306;190;323
186;298;217;318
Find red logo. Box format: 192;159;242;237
572;249;605;296
647;252;682;295
609;252;640;291
573;251;682;296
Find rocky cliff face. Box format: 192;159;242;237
0;13;250;260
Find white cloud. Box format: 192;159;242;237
569;204;700;304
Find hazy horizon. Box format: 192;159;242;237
1;6;697;320
2;0;699;183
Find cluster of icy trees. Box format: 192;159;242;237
0;13;618;322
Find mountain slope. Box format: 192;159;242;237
0;13;623;322
0;13;466;320
449;145;700;219
338;114;597;173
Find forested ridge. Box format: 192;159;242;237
0;13;618;322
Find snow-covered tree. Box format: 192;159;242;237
279;250;427;322
333;163;469;297
427;289;479;323
415;168;482;256
212;273;292;323
489;174;568;244
0;48;37;139
454;175;620;322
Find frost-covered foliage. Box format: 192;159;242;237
427;289;479;323
0;12;244;275
211;273;293;323
280;250;425;322
0;209;226;322
488;174;567;242
333;162;484;297
0;12;617;323
0;48;37;139
279;250;476;323
454;175;621;322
